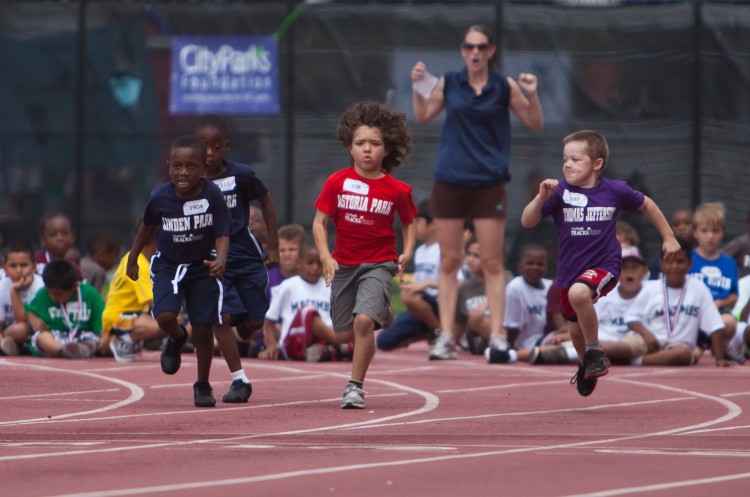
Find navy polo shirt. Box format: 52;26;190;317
434;68;512;186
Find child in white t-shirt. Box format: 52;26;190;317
626;238;725;366
260;242;346;362
0;242;44;355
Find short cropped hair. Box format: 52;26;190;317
3;241;35;261
194;114;229;135
693;202;725;230
563;130;609;171
42;260;78;290
171;135;207;162
278;224;306;244
38;211;74;236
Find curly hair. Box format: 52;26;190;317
335;101;411;173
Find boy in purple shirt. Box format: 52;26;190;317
522;130;679;396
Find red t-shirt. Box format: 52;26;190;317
314;167;417;265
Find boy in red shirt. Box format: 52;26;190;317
313;101;417;409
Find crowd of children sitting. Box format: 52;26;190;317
2;202;750;372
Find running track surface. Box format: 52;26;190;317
1;345;749;497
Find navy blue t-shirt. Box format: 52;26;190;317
143;179;231;264
434;69;512;186
209;160;269;236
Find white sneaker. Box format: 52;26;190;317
428;331;458;360
109;336;136;362
341;384;366;409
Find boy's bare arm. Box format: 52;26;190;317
522;179;558;228
312;210;338;286
126;224;158;281
258;192;279;266
639;196;679;260
258;320;281;360
26;311;47;332
398;220;417;282
205;235;229;279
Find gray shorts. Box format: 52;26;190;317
330;261;396;332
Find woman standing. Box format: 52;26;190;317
412;24;543;363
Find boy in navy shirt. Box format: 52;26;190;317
127;135;231;407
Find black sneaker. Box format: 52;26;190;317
222;379;252;403
193;382;216;407
583;348;610;379
570;362;597;397
161;326;188;375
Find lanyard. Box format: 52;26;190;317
60;286;83;340
662;278;686;338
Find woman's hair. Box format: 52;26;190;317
335;100;411;173
465;24;499;71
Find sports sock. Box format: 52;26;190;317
231;369;250;384
631;355;643;366
585;340;601;351
120;333;134;345
348;379;363;389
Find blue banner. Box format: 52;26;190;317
169;36;279;115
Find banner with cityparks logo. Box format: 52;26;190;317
169;36;279;115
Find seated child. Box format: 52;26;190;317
378;199;440;352
259;242;347;362
80;229;121;294
25;260;105;359
35;211;81;278
102;223;165;362
0;242;45;356
625;238;725;366
487;243;552;363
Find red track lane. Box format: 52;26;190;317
1;345;749;497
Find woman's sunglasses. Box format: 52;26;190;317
461;42;491;52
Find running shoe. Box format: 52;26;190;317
109;336;136;363
485;334;513;364
341;383;366;409
193;382;216;408
222;379;252;403
583;348;610;379
428;331;458;360
161;326;188;375
570;362;597;397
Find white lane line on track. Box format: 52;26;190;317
0;360;143;426
560;471;750;497
0;393;409;433
0;365;439;463
36;371;747;497
594;448;750;458
0;389;120;401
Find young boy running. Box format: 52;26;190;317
195;114;279;403
313;100;417;409
521;129;679;396
127;135;231;408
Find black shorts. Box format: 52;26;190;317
430;181;507;220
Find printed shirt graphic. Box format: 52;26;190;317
265;275;332;342
0;274;44;326
595;285;639;342
503;275;552;350
688;250;739;302
25;283;104;334
210;160;269;236
314;167;418;265
624;278;723;348
144;179;231;263
542;178;644;288
413;242;440;298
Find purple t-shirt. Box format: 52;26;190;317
542;178;644;289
